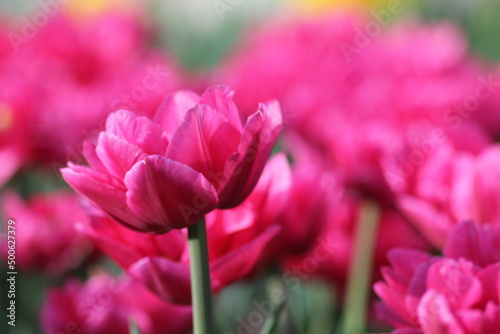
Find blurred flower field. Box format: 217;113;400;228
1;0;500;333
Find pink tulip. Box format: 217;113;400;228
62;85;282;233
204;154;289;260
79;210;278;304
40;273;192;334
375;220;500;333
390;144;500;248
78;208;192;304
120;280;193;334
78;154;285;304
0;190;93;275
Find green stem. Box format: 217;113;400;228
129;319;141;334
188;218;214;334
339;200;380;334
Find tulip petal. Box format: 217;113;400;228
106;110;169;155
426;258;482;310
200;85;243;132
374;282;412;322
387;248;433;281
76;221;143;269
41;281;85;333
417;291;464;334
124;156;218;231
448;155;477;222
119;281;193;334
82;140;106;173
129;257;192;305
475;147;500;224
381;267;409;294
485;302;500;333
96;132;145;180
373;302;413;329
152;230;187;261
444;220;500;267
210;225;280;291
154;90;200;136
397;195;453;248
218;101;282;208
166;105;240;186
406;261;432;318
61;164;145;231
476;264;500;308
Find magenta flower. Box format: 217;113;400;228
40;274;192;334
0;190;93;275
375;220;500;333
276;142;335;255
213;15;499;204
61;86;282;233
77;155;287;304
78;207;278;305
391;144;500;248
0;11;184;171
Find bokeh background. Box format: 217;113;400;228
1;0;500;333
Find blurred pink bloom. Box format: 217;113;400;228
390;144;500;248
78;209;192;304
79;213;277;305
78;154;287;304
0;11;183;176
62;85;282;233
204;153;288;263
277;139;339;255
277;163;328;254
468;67;500;139
282;190;429;291
0;190;93;275
0;56;32;186
375;220;500;334
212;14;497;202
216;15;493;140
41;273;192;334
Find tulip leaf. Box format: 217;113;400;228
286;279;336;334
260;298;285;334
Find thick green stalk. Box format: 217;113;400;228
339;201;380;334
188;218;214;334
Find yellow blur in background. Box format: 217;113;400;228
291;0;386;13
65;0;140;17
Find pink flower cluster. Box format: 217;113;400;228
1;190;93;274
0;9;183;182
391;143;500;248
375;221;500;333
213;14;499;204
41;274;192;334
